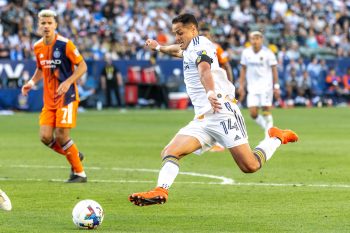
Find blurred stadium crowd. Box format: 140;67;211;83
0;0;350;106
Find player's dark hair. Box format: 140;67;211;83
172;13;198;29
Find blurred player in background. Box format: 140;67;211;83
21;10;87;183
129;13;298;207
200;24;234;82
0;189;12;211
238;31;280;137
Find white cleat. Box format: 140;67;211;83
0;189;12;211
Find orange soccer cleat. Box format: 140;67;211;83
268;127;299;144
128;187;168;207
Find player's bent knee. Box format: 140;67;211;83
239;162;260;173
40;134;53;145
161;147;182;159
250;113;258;119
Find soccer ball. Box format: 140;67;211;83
72;200;104;229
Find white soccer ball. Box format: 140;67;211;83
72;200;104;229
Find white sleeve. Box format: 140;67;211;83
240;50;247;65
268;50;278;66
189;41;215;64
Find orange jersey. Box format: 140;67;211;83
215;43;228;66
34;34;83;109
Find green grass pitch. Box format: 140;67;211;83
1;107;350;232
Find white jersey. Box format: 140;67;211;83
182;36;235;117
240;46;277;94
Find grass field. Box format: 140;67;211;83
0;107;350;232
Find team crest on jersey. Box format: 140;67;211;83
196;50;208;63
196;50;207;56
260;57;263;61
53;49;61;58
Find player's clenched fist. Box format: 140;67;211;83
144;39;159;51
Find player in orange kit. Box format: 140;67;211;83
21;9;87;183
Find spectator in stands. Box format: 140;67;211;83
285;67;300;103
342;67;350;94
296;70;312;106
100;55;124;108
0;43;10;59
325;67;342;105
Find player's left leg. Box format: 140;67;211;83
55;101;86;183
0;189;12;211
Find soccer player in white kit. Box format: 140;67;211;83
0;189;12;211
129;14;298;206
238;31;280;137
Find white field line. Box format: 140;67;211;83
1;164;350;188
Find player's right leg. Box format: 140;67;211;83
39;108;66;155
129;134;202;207
0;189;12;211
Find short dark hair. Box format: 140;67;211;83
172;13;198;29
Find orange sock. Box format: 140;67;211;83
47;139;65;156
62;140;84;173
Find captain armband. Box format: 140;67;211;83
195;52;213;67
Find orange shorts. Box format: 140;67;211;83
39;101;79;128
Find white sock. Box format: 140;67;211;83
74;171;86;177
254;114;266;130
157;160;179;190
254;137;281;162
263;114;273;138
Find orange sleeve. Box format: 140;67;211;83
66;40;83;65
325;75;332;83
343;75;349;88
216;44;228;65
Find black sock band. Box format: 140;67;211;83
161;155;179;168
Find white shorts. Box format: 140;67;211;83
177;103;248;155
247;92;273;108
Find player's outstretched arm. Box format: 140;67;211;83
57;60;87;96
21;68;43;96
145;39;183;58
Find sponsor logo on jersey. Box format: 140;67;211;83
40;59;62;68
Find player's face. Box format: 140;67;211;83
172;23;197;50
38;16;57;39
250;35;263;51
